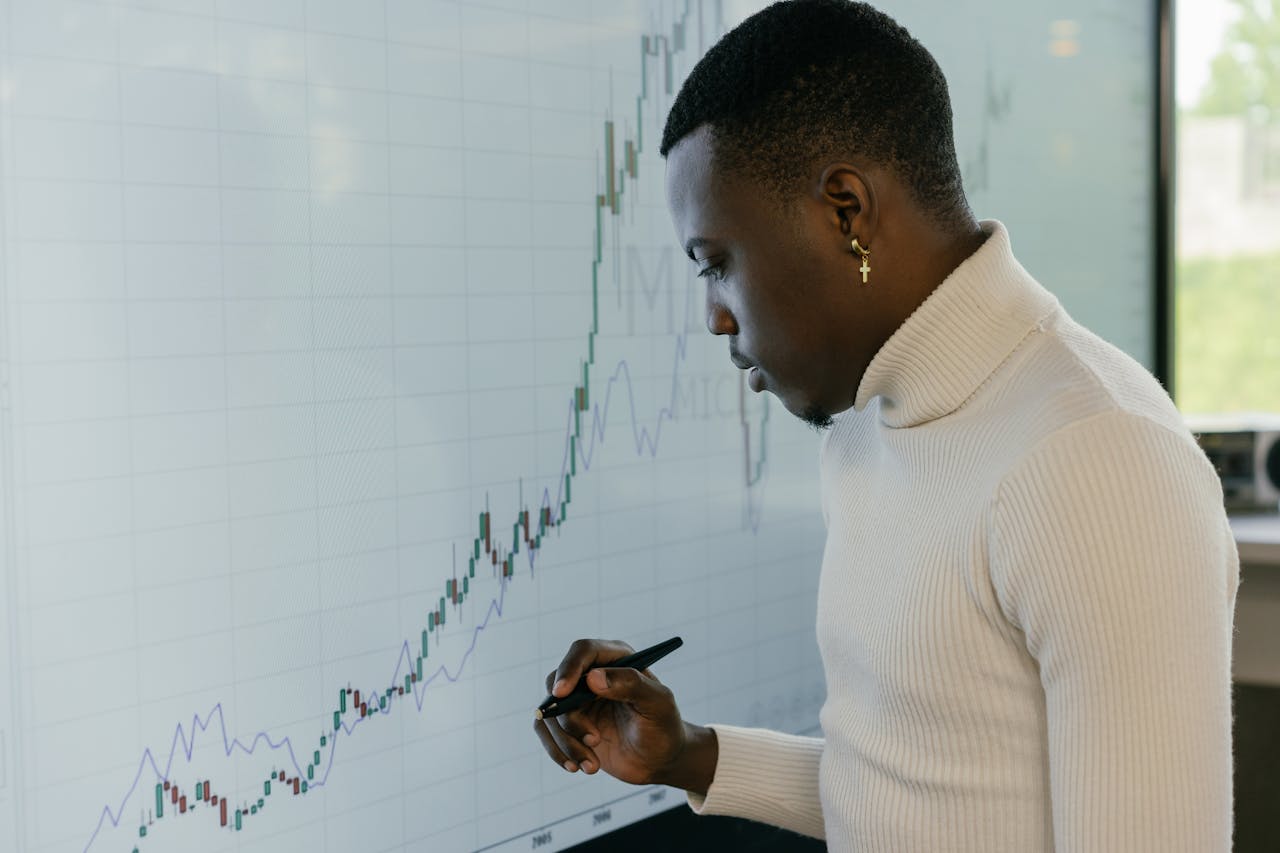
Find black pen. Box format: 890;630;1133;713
535;636;683;720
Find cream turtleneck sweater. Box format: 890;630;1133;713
688;220;1238;851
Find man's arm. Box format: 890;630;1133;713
686;724;826;839
990;410;1239;852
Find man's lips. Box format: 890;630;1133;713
730;352;765;392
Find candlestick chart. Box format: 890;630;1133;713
0;3;827;852
1;1;1156;850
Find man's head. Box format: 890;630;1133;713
661;0;977;428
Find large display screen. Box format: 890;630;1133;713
0;2;1155;851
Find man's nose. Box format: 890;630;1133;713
706;293;737;336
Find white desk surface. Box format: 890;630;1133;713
1230;514;1280;685
1229;513;1280;566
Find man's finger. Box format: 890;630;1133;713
532;719;577;772
585;667;673;716
545;716;600;772
551;639;634;698
559;710;599;746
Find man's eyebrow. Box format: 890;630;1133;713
684;237;714;261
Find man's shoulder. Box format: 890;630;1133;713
988;311;1216;493
819;306;1196;492
983;308;1187;448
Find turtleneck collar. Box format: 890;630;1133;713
850;220;1060;429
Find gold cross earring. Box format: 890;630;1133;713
852;238;871;284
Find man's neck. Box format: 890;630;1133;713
843;219;990;409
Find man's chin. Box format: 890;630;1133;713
777;391;835;431
798;403;834;431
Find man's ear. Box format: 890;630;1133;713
817;163;878;246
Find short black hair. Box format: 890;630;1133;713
661;0;970;229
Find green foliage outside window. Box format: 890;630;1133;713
1175;254;1280;414
1176;0;1280;415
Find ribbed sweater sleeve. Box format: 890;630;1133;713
686;724;826;839
989;409;1239;852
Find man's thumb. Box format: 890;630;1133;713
586;668;667;712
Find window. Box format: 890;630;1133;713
1175;0;1280;415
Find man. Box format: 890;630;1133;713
532;1;1239;850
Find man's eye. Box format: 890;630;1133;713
696;264;725;282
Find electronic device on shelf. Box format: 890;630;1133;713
1186;414;1280;513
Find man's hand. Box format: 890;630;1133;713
532;638;718;794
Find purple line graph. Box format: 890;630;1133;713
84;312;769;849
